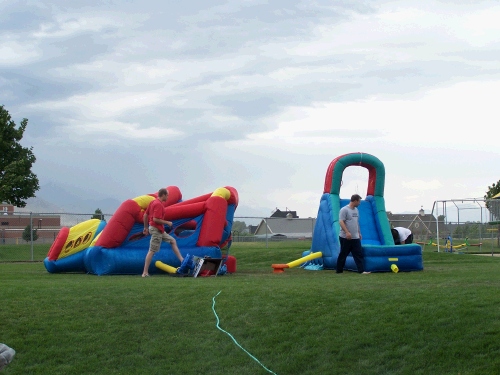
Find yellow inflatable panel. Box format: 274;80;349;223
133;195;155;210
58;219;102;259
211;187;231;200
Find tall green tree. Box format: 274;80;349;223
484;180;500;201
231;220;247;233
0;105;39;207
22;224;38;243
484;180;500;221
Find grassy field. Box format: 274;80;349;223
0;243;51;262
1;242;499;374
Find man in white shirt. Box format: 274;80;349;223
391;227;413;245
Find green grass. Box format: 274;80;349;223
0;243;50;262
1;242;499;374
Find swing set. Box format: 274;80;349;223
418;236;482;253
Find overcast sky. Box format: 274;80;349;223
1;0;499;220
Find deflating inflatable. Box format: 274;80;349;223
44;186;238;275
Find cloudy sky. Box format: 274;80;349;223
2;0;499;221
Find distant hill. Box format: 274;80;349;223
16;182;269;226
16;196;64;214
18;182;121;215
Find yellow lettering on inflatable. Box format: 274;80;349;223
63;241;74;254
82;232;92;244
57;219;102;260
74;236;82;248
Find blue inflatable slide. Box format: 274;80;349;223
305;152;423;273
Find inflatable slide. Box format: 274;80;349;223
44;186;238;275
305;152;423;272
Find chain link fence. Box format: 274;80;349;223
0;212;113;262
1;205;498;262
0;212;113;245
0;213;316;261
389;198;500;254
231;216;316;244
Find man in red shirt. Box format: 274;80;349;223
142;188;184;277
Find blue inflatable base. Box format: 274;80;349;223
44;245;222;276
301;243;423;273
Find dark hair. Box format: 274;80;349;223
391;228;401;244
158;188;168;197
350;194;362;202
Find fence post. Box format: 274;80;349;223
435;204;440;252
30;212;34;261
311;218;314;240
265;218;268;249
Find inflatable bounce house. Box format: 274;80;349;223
273;152;423;273
44;186;238;275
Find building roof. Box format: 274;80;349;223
386;212;447;235
254;217;315;238
270;208;298;218
247;225;258;234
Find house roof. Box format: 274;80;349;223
386;212;447;235
247;225;258;234
253;210;453;239
254;218;315;237
270;208;298;218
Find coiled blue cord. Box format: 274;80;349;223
212;291;277;375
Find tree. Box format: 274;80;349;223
453;224;464;239
484;180;500;221
22;224;38;243
0;105;39;207
484;180;500;201
231;220;247;233
91;208;104;220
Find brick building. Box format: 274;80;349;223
0;203;61;244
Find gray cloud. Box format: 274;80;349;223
441;48;500;62
1;69;95;103
296;129;387;139
213;95;279;120
2;0;499;216
208;79;361;121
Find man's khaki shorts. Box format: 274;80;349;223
149;226;174;253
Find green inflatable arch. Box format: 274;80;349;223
324;152;385;197
323;152;393;246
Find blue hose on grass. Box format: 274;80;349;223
212;291;277;375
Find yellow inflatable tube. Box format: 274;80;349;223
272;251;323;273
155;261;178;274
133;194;155;210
